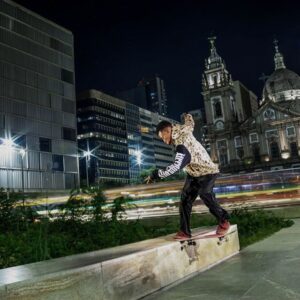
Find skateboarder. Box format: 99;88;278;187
145;114;230;240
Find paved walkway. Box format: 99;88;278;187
146;219;300;300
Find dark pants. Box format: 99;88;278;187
180;173;229;235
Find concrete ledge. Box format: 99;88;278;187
0;226;239;300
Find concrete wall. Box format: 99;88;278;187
0;226;239;300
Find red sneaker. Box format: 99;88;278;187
173;231;191;240
216;220;230;236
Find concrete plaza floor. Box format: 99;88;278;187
146;218;300;300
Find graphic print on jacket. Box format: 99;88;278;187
153;114;219;179
157;145;191;178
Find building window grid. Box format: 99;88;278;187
80;123;127;137
100;159;128;168
0;24;73;70
0;2;73;44
77;133;127;144
0;61;76;109
79;106;125;121
98;142;127;153
79;115;126;130
83;98;125;115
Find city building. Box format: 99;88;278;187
117;75;168;116
202;37;300;173
0;0;79;190
77;90;176;185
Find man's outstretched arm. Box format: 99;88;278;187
148;145;191;182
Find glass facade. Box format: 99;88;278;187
126;103;142;182
77;91;130;185
77;90;176;185
0;0;78;190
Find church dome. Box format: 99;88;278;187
261;40;300;103
262;68;300;102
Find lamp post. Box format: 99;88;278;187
19;148;26;207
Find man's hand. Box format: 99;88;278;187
144;176;153;184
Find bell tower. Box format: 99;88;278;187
202;37;238;166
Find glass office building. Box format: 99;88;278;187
77;90;176;185
0;0;79;190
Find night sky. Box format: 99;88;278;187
14;0;300;120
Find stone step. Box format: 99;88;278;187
0;225;239;300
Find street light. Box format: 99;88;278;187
19;148;26;206
1;138;14;148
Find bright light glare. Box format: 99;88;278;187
83;150;92;157
135;150;142;165
281;152;290;160
1;138;14;148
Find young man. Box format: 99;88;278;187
145;114;230;240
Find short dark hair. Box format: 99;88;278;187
156;120;172;135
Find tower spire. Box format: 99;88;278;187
202;36;232;91
208;36;217;52
206;36;223;70
273;39;286;70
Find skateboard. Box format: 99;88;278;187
175;231;230;244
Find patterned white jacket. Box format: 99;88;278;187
152;114;219;180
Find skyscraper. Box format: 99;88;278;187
0;0;79;190
117;75;168;116
77;89;176;185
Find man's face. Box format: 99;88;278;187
158;127;172;144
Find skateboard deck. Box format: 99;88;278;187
174;231;230;242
